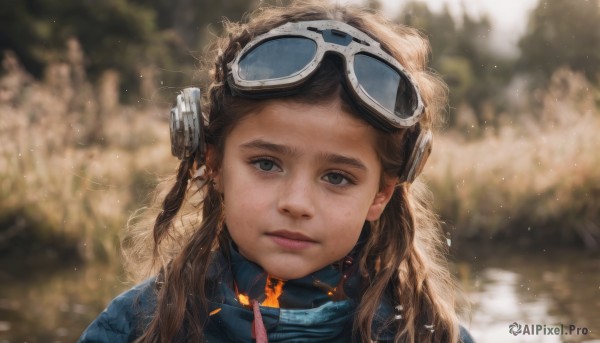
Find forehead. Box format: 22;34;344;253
225;98;381;163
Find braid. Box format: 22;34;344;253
138;184;225;342
152;157;194;253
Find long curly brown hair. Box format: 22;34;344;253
123;1;461;342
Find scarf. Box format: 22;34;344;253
203;233;397;342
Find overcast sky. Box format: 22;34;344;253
332;0;540;57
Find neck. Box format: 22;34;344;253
228;241;359;309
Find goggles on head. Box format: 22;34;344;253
226;20;425;131
169;20;432;183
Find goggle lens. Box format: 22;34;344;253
231;24;423;128
239;37;317;81
354;53;417;119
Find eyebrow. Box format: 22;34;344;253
240;139;368;171
240;139;298;157
319;152;368;171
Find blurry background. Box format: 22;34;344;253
0;0;599;342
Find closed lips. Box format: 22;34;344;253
267;231;317;250
266;230;316;242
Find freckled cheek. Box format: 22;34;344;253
223;177;273;227
320;217;363;260
323;209;366;238
322;197;373;239
335;198;373;222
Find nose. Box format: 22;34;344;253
277;174;315;220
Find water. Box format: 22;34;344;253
0;248;598;343
0;262;129;343
456;248;600;343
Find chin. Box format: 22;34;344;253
264;265;314;281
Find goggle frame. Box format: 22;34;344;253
227;20;425;130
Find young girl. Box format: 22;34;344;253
79;1;474;342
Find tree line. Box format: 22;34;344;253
1;0;599;123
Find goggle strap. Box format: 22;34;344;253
401;127;432;183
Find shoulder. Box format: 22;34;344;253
77;277;158;343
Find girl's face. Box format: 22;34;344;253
216;97;395;280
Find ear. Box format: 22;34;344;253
366;179;397;221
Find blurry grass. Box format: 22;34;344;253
427;116;600;247
0;65;174;262
425;69;600;249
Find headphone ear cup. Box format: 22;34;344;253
399;129;433;183
169;88;208;164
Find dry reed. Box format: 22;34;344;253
425;68;600;249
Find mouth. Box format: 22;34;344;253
266;230;316;250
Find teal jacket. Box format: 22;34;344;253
78;243;475;342
78;277;475;342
